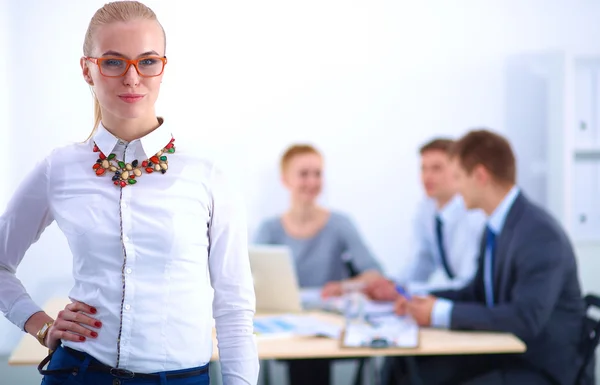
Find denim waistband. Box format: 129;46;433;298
39;345;209;384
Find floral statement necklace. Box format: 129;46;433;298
92;138;176;187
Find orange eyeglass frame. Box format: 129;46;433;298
84;56;168;78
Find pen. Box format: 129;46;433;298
395;285;412;300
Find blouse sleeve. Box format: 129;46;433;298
0;156;54;330
338;214;382;274
207;163;259;385
253;220;274;244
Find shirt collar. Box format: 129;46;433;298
92;118;173;160
488;185;520;235
437;194;464;223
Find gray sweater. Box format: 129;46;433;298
254;212;382;287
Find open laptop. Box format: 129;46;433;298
248;245;303;313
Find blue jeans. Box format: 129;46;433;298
41;345;210;385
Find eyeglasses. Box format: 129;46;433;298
84;56;167;77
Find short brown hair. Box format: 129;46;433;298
280;144;321;171
451;129;516;184
419;138;455;155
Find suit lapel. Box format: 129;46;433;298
493;193;526;301
471;232;487;301
494;226;513;300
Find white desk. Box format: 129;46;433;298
9;297;526;366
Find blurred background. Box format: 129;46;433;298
2;0;600;383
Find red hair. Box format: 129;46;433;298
280;144;321;172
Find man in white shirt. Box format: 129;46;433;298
365;138;486;300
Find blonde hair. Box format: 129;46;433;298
83;1;166;140
280;144;322;172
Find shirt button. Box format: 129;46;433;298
126;268;132;274
122;202;128;209
124;304;131;311
123;236;129;243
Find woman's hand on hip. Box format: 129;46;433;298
46;301;102;351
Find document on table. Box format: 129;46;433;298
300;287;344;312
342;315;419;349
300;288;396;316
253;314;341;339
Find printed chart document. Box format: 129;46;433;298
342;315;419;349
253;314;341;339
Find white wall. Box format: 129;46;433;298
0;0;13;352
0;3;10;356
0;0;8;207
2;0;600;356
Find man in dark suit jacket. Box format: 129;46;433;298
394;129;586;385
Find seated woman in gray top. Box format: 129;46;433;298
255;144;383;385
255;144;382;294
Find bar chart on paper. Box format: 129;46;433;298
253;314;341;339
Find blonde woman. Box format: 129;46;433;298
0;2;258;384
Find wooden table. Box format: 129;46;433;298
9;297;525;366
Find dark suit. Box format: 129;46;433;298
406;192;586;385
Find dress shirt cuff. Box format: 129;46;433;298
7;296;43;331
430;298;453;329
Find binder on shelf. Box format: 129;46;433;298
595;65;600;146
574;63;596;147
571;159;600;241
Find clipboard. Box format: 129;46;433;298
339;315;420;349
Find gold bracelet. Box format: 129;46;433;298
36;321;54;347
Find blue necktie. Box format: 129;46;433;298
435;215;455;279
484;226;496;307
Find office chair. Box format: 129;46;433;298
574;294;600;385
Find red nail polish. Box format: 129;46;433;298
91;331;98;337
80;336;86;341
95;321;102;328
90;307;97;314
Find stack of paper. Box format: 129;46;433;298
300;288;396;316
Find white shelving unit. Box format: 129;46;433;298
505;51;600;242
506;51;600;380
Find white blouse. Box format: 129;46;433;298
0;121;259;384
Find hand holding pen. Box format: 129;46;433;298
393;285;411;315
394;286;436;326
